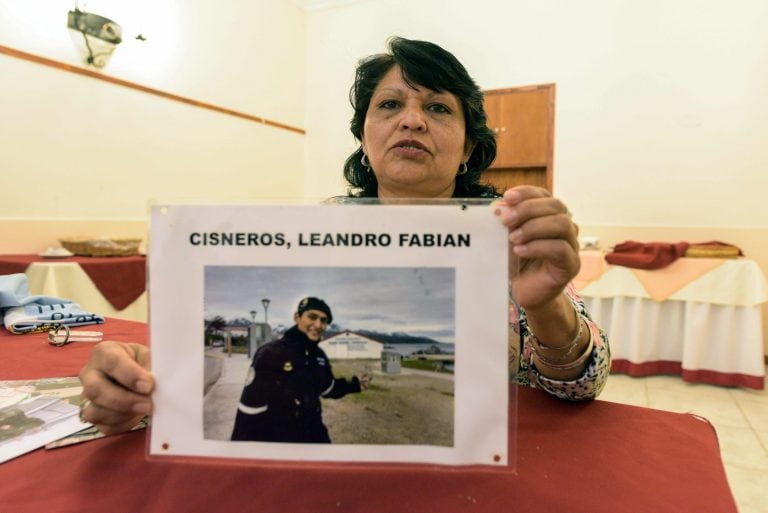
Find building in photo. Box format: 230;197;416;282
320;330;384;359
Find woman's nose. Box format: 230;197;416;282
398;106;427;132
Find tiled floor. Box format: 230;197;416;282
598;367;768;513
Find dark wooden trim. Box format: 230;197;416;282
484;83;556;96
0;44;305;135
546;84;556;192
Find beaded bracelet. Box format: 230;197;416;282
528;306;583;362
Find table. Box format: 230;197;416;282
576;251;767;389
0;319;737;513
0;254;146;322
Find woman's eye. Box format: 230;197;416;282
378;100;399;109
427;103;450;114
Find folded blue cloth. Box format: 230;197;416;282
0;274;104;334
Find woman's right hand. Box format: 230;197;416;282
78;341;154;435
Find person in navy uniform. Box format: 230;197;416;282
231;297;369;443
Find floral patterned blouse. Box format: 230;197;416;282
510;283;611;400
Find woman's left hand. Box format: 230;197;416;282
494;185;580;311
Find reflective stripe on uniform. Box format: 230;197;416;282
320;380;335;397
237;403;268;415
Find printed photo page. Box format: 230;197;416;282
148;202;510;466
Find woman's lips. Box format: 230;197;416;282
392;140;429;157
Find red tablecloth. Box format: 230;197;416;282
0;319;737;513
0;254;146;310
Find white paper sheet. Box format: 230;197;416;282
149;202;509;466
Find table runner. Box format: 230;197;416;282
576;251;767;305
0;254;146;310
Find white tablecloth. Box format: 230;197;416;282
577;253;767;389
25;262;147;322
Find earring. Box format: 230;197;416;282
361;153;372;172
457;162;468;176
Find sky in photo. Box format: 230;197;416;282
204;266;455;343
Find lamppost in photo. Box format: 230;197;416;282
261;298;270;324
247;309;258;358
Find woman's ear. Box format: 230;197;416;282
464;140;476;162
293;312;300;324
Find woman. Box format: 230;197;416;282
78;37;610;435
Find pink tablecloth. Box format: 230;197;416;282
0;319;738;513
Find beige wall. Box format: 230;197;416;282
304;0;768;354
0;220;148;255
0;0;307;227
0;0;307;125
304;0;768;224
1;1;767;354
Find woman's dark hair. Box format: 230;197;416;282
343;37;498;198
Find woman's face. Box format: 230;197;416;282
361;66;472;199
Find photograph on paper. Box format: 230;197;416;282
203;266;455;446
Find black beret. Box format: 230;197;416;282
297;297;333;324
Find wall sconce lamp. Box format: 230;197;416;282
67;8;122;68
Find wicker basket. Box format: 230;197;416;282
59;237;142;257
684;245;741;259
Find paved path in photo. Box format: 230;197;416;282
203;351;454;445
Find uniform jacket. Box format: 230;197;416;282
231;325;361;443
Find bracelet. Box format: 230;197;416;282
528;306;583;362
533;328;594;371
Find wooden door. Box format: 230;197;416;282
481;84;555;193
